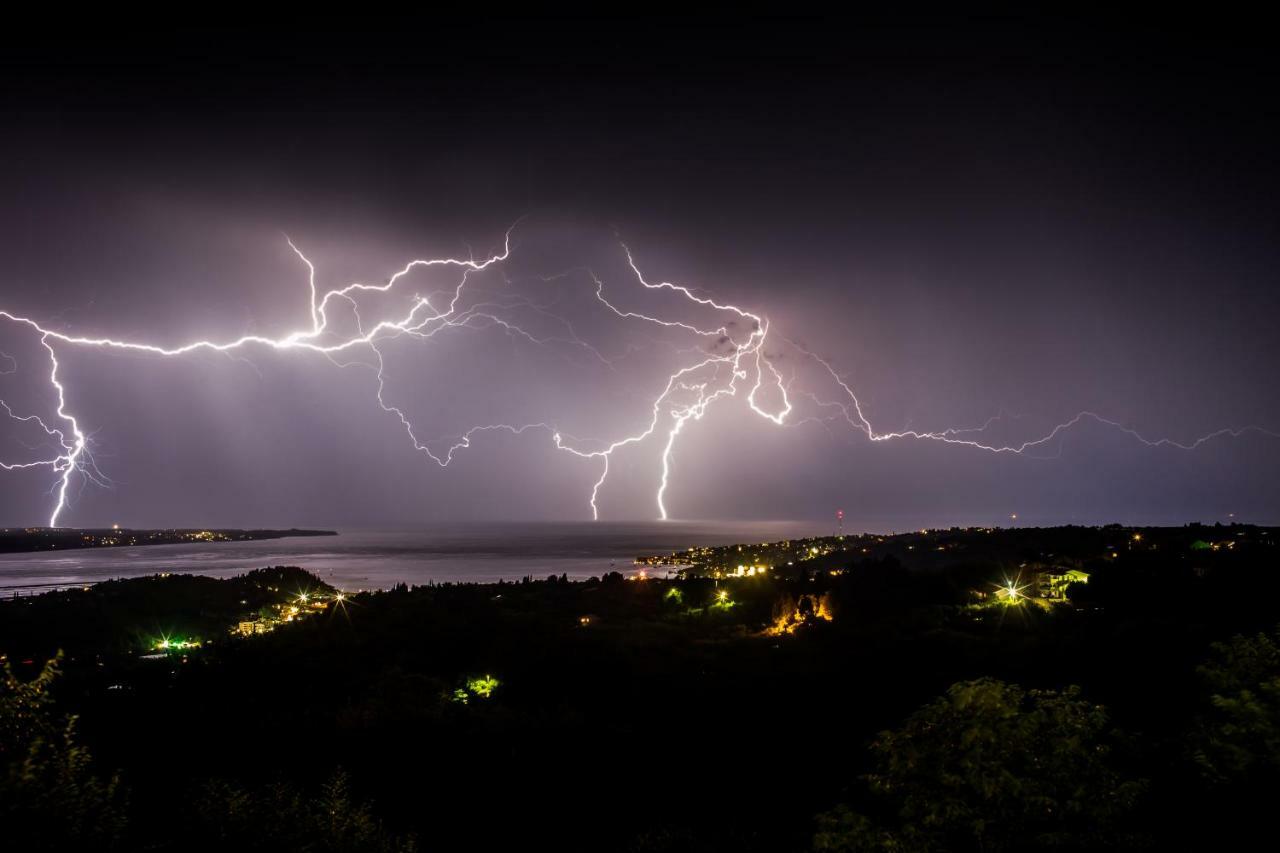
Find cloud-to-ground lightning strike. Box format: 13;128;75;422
1;227;1276;528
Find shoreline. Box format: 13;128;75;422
0;527;338;555
2;521;1269;597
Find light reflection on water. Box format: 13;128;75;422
0;511;1173;594
0;521;837;593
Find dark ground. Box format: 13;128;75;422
2;525;1279;851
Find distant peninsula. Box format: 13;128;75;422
0;527;338;554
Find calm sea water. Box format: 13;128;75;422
0;510;1231;595
0;521;842;594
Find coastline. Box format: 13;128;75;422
0;527;338;555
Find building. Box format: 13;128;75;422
1036;568;1089;602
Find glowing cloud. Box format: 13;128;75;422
1;226;1274;526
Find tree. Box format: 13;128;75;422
193;768;417;852
0;652;61;758
0;653;129;851
814;679;1144;852
1193;627;1280;783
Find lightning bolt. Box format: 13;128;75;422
1;225;1275;528
787;339;1280;455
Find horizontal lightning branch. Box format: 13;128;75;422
1;227;1274;527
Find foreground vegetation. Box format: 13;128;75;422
1;525;1278;851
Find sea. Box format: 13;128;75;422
0;521;840;595
0;511;1238;596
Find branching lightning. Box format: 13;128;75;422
786;339;1280;455
1;226;1275;528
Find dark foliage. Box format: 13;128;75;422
0;526;1278;850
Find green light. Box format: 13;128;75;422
467;675;500;698
452;675;501;704
154;637;200;651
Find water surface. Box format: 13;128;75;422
0;521;838;594
1;509;1213;595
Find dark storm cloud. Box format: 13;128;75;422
1;14;1278;527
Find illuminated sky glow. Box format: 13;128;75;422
2;20;1279;527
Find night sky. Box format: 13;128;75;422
2;16;1278;528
